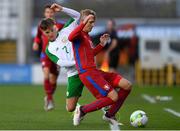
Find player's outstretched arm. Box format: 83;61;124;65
51;3;80;21
61;7;80;21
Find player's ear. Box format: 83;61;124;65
53;25;58;31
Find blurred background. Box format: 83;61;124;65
0;0;180;86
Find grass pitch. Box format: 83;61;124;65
0;84;179;130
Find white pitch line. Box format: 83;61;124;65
164;108;180;118
142;94;156;104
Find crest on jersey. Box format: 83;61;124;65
104;84;110;91
42;61;45;66
61;36;68;43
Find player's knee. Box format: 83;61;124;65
44;75;49;80
120;80;132;90
43;68;50;79
108;90;118;102
49;75;57;84
125;81;132;90
49;79;56;84
66;105;75;112
43;72;49;79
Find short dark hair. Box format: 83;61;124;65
44;4;51;11
40;18;55;31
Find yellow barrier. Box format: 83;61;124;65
159;68;165;85
135;60;179;86
152;69;158;85
144;69;150;85
176;69;180;85
166;64;173;86
0;41;16;63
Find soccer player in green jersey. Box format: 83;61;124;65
41;3;83;112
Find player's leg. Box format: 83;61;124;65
49;63;60;95
66;74;83;112
99;71;131;127
73;70;119;125
49;73;58;94
44;72;57;111
41;58;55;111
66;97;79;112
42;67;52;100
101;70;132;118
79;71;118;114
42;66;55;111
106;78;132;118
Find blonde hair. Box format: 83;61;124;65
80;9;96;20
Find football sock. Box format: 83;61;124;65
106;88;131;117
81;97;115;114
44;79;52;100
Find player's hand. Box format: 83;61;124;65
83;15;94;24
32;43;39;51
50;3;63;12
100;34;110;46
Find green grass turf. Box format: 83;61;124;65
0;84;179;130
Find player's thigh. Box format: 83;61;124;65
49;73;58;84
67;74;84;99
41;58;51;78
49;62;59;83
80;70;113;99
66;97;79;112
50;61;60;76
42;67;50;79
100;70;122;88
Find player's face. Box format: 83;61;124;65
83;16;95;33
43;26;57;41
44;8;55;19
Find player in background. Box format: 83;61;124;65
101;19;119;72
40;3;106;113
68;10;132;126
32;4;64;111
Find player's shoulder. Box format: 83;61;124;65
63;18;78;29
47;43;58;55
55;21;65;30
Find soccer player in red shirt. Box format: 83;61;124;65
32;4;64;111
69;9;132;126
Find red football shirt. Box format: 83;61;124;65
68;23;103;73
